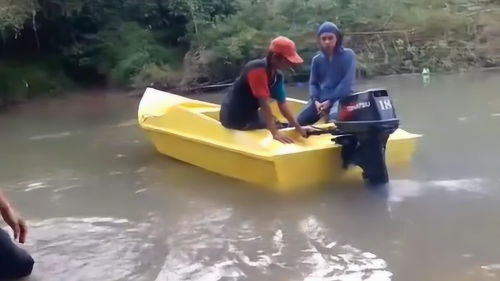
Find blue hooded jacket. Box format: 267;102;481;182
309;22;356;103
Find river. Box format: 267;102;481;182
0;69;499;281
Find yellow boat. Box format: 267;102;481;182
137;87;421;191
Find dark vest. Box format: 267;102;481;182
220;58;277;128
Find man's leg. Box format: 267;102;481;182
242;111;267;130
219;104;234;128
219;105;248;130
0;228;34;280
297;100;321;126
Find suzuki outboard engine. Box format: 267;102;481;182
333;88;399;185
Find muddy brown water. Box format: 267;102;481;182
0;69;499;281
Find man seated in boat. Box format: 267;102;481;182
297;21;357;125
219;36;308;144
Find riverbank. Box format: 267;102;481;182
2;65;500;112
1;0;499;109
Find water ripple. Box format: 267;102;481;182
154;206;391;281
388;178;489;203
24;216;164;281
300;216;391;281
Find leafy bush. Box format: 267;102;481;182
66;21;185;88
185;0;497;83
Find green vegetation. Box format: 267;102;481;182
0;0;499;107
0;58;75;107
186;0;500;84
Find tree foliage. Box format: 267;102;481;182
0;0;498;106
184;0;497;84
0;0;35;32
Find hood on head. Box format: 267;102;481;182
317;21;343;54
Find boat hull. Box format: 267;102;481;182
138;88;421;191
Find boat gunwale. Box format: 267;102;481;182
139;121;339;159
140;118;421;161
138;88;422;160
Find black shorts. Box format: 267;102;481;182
219;105;266;130
219;108;290;131
0;228;34;279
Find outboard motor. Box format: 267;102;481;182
333;88;399;185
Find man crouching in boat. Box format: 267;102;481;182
219;36;308;144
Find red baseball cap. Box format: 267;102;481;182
269;36;304;64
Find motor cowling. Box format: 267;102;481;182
333;89;399;185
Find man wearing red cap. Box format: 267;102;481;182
219;36;307;143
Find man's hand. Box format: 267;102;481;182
1;207;27;244
314;100;322;114
272;131;294;144
319;100;331;115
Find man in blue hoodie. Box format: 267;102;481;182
297;21;357;125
